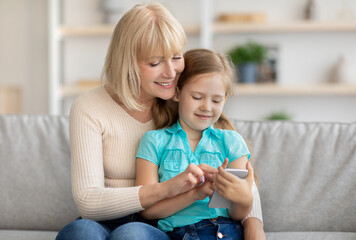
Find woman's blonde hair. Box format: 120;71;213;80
102;2;186;111
153;48;237;130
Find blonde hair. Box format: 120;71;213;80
153;48;259;184
102;2;186;111
154;48;237;129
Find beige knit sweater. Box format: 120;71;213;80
70;86;262;223
70;87;154;220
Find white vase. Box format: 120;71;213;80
305;0;321;20
336;55;356;84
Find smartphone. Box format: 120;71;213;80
208;168;248;209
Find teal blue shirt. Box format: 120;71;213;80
136;121;251;232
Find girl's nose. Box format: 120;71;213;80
200;99;211;112
162;61;175;79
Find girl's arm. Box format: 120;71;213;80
136;158;214;219
214;156;253;220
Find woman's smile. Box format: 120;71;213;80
155;80;175;88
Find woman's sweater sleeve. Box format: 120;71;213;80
70;99;144;221
242;181;263;224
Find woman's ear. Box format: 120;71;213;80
173;88;180;102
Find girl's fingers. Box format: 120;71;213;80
214;167;233;188
199;163;218;175
221;158;229;169
198;163;218;182
246;161;254;186
203;173;215;182
217;166;240;183
186;164;204;180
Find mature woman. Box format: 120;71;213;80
56;2;265;239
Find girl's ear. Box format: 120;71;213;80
173;88;180;102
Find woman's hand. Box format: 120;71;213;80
193;180;214;201
137;160;215;219
191;158;230;201
165;161;222;198
164;163;206;198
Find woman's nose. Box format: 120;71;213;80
162;61;175;79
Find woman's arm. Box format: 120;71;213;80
136;158;214;218
70;99;145;220
214;156;253;220
242;178;265;239
243;217;266;240
140;182;213;219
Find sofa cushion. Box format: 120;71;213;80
266;231;356;240
0;230;57;240
233;120;356;233
0;115;78;231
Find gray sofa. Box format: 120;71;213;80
0;115;355;240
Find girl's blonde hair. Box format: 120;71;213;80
102;2;186;111
153;48;237;130
152;48;259;184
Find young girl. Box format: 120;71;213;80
136;49;262;239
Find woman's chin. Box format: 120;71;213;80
157;92;175;100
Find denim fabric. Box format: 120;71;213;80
55;213;169;240
167;217;243;240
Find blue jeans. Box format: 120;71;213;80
56;213;169;240
167;217;243;240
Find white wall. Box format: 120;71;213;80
208;0;356;122
0;0;48;114
1;0;356;121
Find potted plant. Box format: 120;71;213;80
228;41;267;83
265;111;292;121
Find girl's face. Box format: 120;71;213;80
176;73;227;135
138;53;184;104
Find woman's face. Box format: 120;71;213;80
138;53;184;104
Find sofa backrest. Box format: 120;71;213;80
1;115;355;233
232;120;356;233
0;115;78;231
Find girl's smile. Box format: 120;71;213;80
195;114;212;120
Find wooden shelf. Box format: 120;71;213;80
234;83;356;96
60;82;356;97
59;21;356;37
213;21;356;33
58;21;356;37
61;82;102;96
59;25;116;36
59;24;200;37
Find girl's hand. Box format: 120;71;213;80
197;163;218;182
214;161;254;206
192;158;229;201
